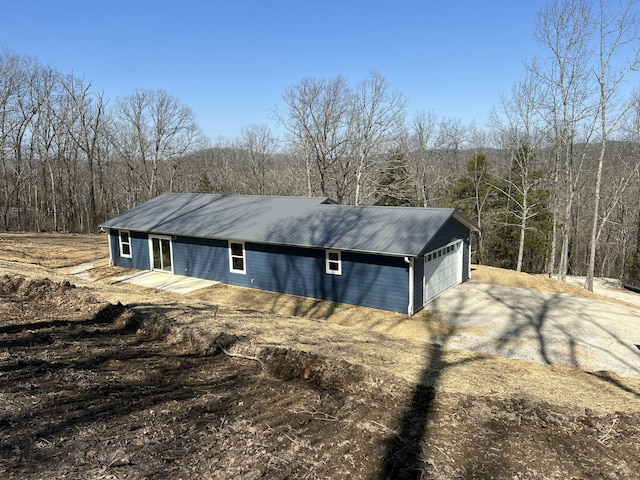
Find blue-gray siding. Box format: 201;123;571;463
422;217;470;256
463;236;471;281
245;243;409;313
110;230;410;313
109;230;150;270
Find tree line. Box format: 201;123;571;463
1;0;640;289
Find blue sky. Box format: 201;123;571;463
3;0;546;142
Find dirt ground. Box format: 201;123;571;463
1;233;640;479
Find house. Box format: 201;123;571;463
99;193;478;315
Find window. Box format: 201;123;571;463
426;242;461;262
119;230;132;258
325;249;342;275
229;241;246;274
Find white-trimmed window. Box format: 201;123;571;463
325;249;342;275
119;230;132;258
426;241;461;262
229;241;246;274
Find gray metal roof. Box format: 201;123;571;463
100;193;477;257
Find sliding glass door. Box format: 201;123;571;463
149;236;173;273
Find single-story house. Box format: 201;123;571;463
100;193;478;315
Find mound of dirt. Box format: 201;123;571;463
258;346;365;389
0;274;74;297
137;309;367;391
0;274;106;322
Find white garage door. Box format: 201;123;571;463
424;241;462;304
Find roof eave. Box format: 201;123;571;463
100;224;418;257
452;209;480;232
416;209;478;257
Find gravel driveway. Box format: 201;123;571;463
430;280;640;378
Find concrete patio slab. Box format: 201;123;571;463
112;271;219;294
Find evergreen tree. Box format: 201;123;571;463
196;173;215;194
624;209;640;287
449;153;498;264
374;153;421;207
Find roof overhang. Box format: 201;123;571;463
452;209;480;232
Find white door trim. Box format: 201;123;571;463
148;234;174;274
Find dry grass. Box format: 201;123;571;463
1;233;640;414
189;283;454;344
0;232;110;268
471;264;631;306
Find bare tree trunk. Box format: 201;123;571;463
548;151;560;277
585;0;639;291
48;162;58;230
635;207;640;284
559;141;573;281
517;197;527;272
305;148;313;196
586;138;605;290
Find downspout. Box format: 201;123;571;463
106;229;113;266
467;236;472;279
404;256;414;315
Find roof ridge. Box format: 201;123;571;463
155;192;328;201
319;203;455;211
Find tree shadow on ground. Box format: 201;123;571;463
588;370;640;399
481;286;640;396
379;320;483;479
384;283;640;478
379;342;442;480
445;284;640;395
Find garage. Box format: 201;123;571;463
424;240;463;304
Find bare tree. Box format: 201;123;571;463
0;50;24;230
112;89;203;201
30;66;65;231
0;49;215;232
61;74;108;230
277;77;350;200
491;73;551;272
350;71;406;205
111;91;149;204
404;112;467;207
494;143;548;272
530;0;596;280
585;0;640;290
5;56;53;231
235;124;278;195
